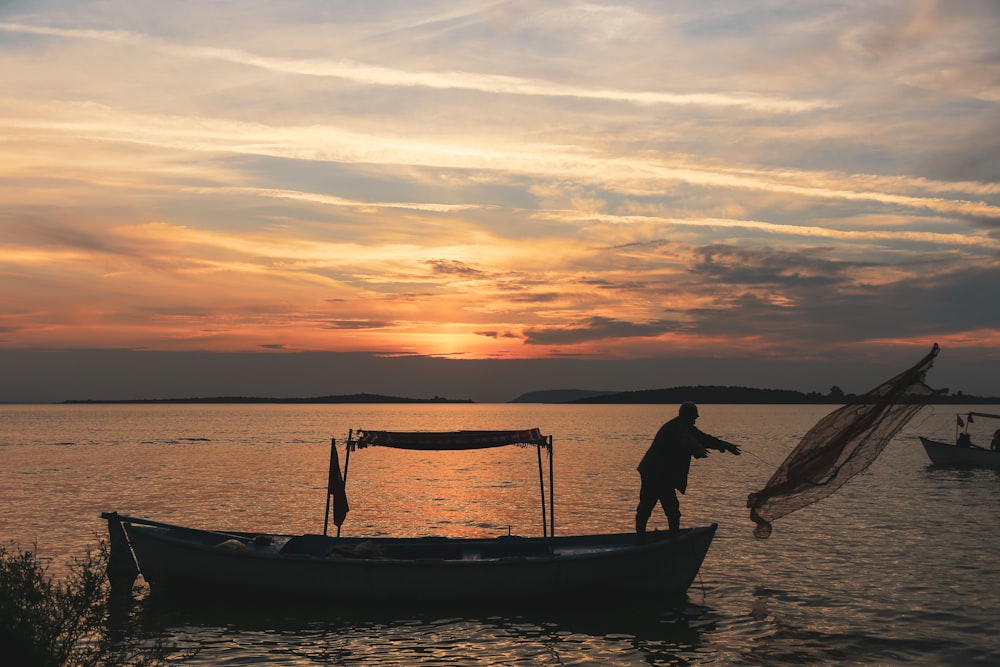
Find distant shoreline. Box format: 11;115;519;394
62;393;473;405
564;386;1000;405
58;385;1000;405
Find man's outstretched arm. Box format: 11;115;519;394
694;429;741;455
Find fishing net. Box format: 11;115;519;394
747;344;941;538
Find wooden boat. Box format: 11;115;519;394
919;411;1000;467
919;437;1000;468
103;428;717;605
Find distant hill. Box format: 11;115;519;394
63;393;473;404
571;385;834;404
509;389;617;403
570;385;1000;404
567;385;1000;405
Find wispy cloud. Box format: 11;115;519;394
189;186;489;213
548;213;1000;250
8;100;997;225
0;22;830;112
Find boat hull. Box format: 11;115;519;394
919;437;1000;468
111;516;716;605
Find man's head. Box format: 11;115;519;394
679;401;699;422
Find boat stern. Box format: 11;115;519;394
101;511;140;594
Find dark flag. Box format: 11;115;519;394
327;440;349;528
747;344;941;539
957;414;965;427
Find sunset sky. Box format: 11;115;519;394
2;1;998;402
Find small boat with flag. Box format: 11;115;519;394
103;428;717;606
919;411;1000;468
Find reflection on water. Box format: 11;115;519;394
139;594;719;666
3;403;1000;665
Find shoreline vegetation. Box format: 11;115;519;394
59;385;1000;405
0;541;173;666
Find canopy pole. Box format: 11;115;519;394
548;435;555;538
536;443;547;537
339;431;353;538
344;429;353;483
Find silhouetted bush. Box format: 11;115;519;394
0;541;167;666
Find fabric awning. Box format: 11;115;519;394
354;428;549;450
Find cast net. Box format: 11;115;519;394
747;344;941;538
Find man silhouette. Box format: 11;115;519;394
635;402;741;538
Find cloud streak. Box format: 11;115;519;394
8;100;997;225
0;21;831;112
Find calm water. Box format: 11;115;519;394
2;403;999;666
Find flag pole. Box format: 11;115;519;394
323;437;335;536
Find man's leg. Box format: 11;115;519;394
635;475;657;537
661;488;681;533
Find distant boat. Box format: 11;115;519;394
919;438;1000;468
919;411;1000;468
103;428;717;605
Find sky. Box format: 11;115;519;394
1;1;999;403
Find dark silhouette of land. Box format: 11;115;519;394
63;393;472;405
510;389;618;403
60;385;1000;404
572;385;840;404
566;385;1000;404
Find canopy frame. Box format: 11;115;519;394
323;428;555;539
